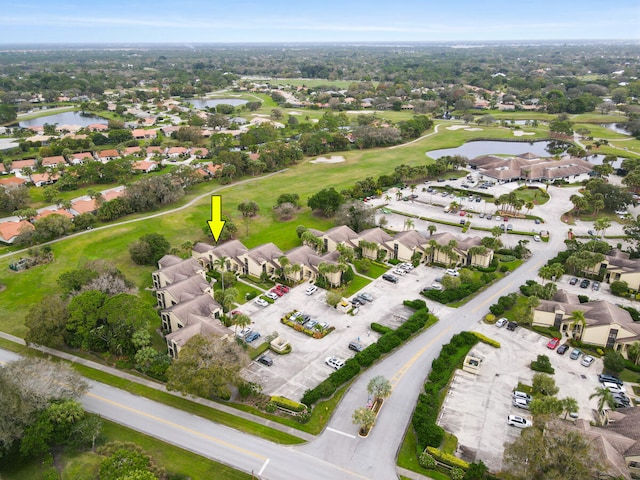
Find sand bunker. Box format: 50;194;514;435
311;156;346;164
289;111;302;116
513;131;536;136
446;125;483;132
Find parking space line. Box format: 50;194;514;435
326;427;356;439
258;458;270;476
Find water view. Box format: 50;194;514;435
426;140;559;159
187;98;248;109
19;111;107;128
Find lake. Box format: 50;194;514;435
19;111;107;128
426;140;559;159
600;123;631;135
426;140;622;168
187;98;248;109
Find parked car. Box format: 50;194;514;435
533;235;541;242
382;273;399;283
303;319;317;329
592;281;600;291
237;326;252;338
599;374;623;386
359;292;374;302
507;415;532;428
276;284;289;293
479;213;486;218
507;224;513;231
570;348;582;360
513;391;533;402
445;268;459;276
506;321;518;331
355;294;368;304
604;382;627;395
569;277;578;285
265;291;279;300
547;337;560;350
393;268;407;276
581;355;595;367
325;356;345;370
486;214;493;220
512;397;530;410
319;322;330;330
305;285;318;295
349;341;365;352
254;297;269;307
459;210;466;216
245;332;261;343
588;230;596;236
459;219;467;225
270;288;284;297
257;355;273;366
496;317;508;328
429;283;443;291
557;344;569;355
495;215;502;221
580;279;590;289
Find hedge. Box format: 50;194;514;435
426;447;470;470
270;396;306;412
412;332;479;450
403;299;428;311
471;332;500;348
301;307;435;407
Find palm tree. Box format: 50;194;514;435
427;224;437;237
561;397;579;419
467;246;488;266
491;226;503;239
352;407;376;434
525;201;534;215
590;387;616;424
278;255;290;279
594;218;611;239
427;240;439;264
367;376;392;404
232;313;251;336
384;194;391;203
404;218;415;231
627;341;640;365
524;296;540;325
568;309;586;339
213;255;228;292
395;190;403;201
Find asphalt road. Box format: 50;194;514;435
0;184;574;479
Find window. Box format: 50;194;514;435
606;329;618;349
393;243;399;260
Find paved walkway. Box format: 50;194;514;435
0;331;314;442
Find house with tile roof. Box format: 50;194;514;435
192;239;248;271
0;177;27;187
101;186;126;202
70;198;99;216
69;152;95;164
34;207;74;221
585;249;640;290
96;149;120;162
239;243;284;278
283;245;342;286
152;255;206;289
167;146;189;157
29;172;60;187
310;225;360;253
386;230;430;263
9;159;36;175
41;155;67;168
132;128;157;140
428;232;494;268
0;220;34;244
357;227;393;261
132;160;158;173
533;289;640;357
151;254;226;358
570;408;640;479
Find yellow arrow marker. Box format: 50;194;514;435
207;195;226;242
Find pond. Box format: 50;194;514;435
426;140;562;159
187;98;248;109
19;111;107;128
426;139;622;168
600;123;631;135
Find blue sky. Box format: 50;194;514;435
1;0;638;44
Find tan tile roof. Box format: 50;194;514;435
0;177;27;186
41;155;66;166
71;198;98;214
35;208;73;221
0;220;34;243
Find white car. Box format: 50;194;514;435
237;326;252;338
393;268;407;276
512;397;530;410
513;391;533;402
580;355;594;367
325;356;345;370
430;283;443;291
305;285;318;295
533;235;541;242
254;297;269;307
507;414;532;428
496;317;508;328
265;291;279;300
445;268;459;276
603;381;626;394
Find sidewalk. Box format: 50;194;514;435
0;330;314;442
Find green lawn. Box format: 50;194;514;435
512;186;550;206
2;419;252;480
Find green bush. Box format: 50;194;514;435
531;354;555;374
354;344;381;367
610;280;629;297
418;451;436;469
371;322;393;334
377;332;402;353
403;299;428;311
471;332;500;348
270;396;306;412
328;358;361;384
426;447;470;470
489;304;505;316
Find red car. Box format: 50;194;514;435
270;288;284;297
547;337;560;350
276;284;289;293
459;210;466;216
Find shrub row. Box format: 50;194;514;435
371;322;393;334
270;396;306;412
489;292;518;316
403;299;428;311
471;332;500;348
412;332;479;449
426;447;470;470
301;308;434;407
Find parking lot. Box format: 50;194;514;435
237;265;452;401
438;320;607;472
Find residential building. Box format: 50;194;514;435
152;255;206;289
358;227;393;260
239;243;284;278
192;239;248;271
283;245;342;285
468;153;593;182
387;230;429;262
586;249;640;290
0;220;34;244
533;289;640;357
428;232;494;268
